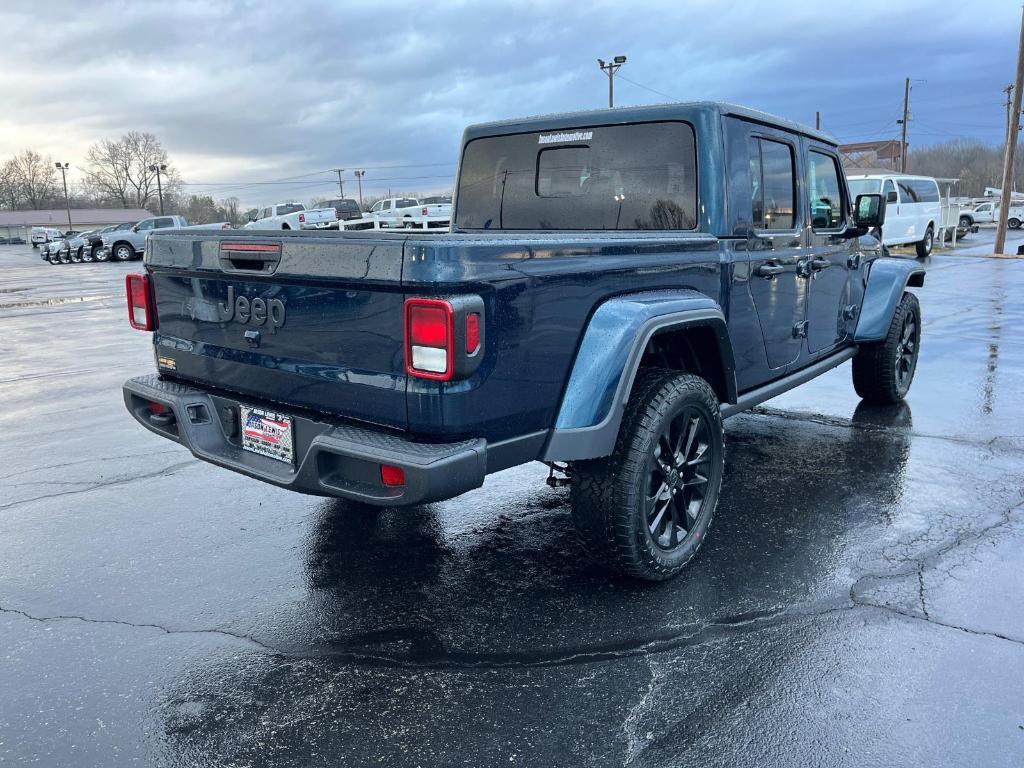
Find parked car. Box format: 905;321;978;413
364;197;420;226
41;237;66;263
959;200;1024;229
243;203;337;231
122;102;924;581
83;222;137;262
30;227;62;248
314;198;363;226
845;174;940;257
98;216;230;261
62;230;99;262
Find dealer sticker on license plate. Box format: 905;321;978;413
240;406;294;465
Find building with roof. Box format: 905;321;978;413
0;208;150;240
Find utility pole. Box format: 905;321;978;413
898;77;911;172
148;163;166;214
354;170;365;207
1004;84;1015;147
815;111;821;130
333;168;345;197
996;5;1024;255
597;55;627;108
55;162;72;232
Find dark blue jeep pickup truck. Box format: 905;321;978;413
123;102;923;580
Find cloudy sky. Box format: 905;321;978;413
0;0;1015;207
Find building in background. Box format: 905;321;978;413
0;208;150;241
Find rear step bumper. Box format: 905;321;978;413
122;374;487;506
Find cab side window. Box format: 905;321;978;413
883;179;897;203
136;219;156;232
747;137;795;230
807;151;845;229
155;217;174;229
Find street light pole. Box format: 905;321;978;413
55;162;72;232
597;55;627;108
148;163;167;215
354;170;365;207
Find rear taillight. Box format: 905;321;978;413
298;213;306;223
126;273;155;331
405;298;454;380
335;209;341;220
421;207;428;216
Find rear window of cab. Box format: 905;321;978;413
455;121;697;230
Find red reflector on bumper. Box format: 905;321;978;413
381;464;405;487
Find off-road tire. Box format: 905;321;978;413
852;291;921;405
570;369;725;581
915;226;933;258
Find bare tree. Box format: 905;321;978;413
84;138;132;206
83;132;181;209
0;158;19;209
7;149;59;208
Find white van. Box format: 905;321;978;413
846;173;940;257
30;227;62;247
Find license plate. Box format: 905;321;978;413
240;406;294;465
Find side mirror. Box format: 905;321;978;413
853;193;886;229
132;225;139;232
886;190;898;203
248;214;257;222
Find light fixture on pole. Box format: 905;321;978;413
148;163;167;214
597;55;627;108
354;170;366;207
55;162;72;232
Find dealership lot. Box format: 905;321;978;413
1;241;1023;766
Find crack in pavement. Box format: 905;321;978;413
0;460;200;511
0;449;182;481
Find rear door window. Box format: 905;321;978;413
807;151;845;230
747;137;795;230
456;121;698;230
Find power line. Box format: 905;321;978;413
613;73;681;103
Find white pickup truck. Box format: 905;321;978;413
960;200;1024;229
363;197;421;227
244;203;338;231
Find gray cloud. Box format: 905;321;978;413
0;0;1014;206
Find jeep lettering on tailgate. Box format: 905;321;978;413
218;285;286;332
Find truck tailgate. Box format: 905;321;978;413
146;230;407;430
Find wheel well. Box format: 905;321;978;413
281;223;291;230
112;240;132;252
637;326;731;404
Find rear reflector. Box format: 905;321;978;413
298;213;306;223
466;313;480;354
381;464;405;487
125;273;155;331
405;299;454;380
147;400;166;415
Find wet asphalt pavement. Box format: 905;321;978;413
1;233;1023;767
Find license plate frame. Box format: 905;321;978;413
240;405;295;465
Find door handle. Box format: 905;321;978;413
810;257;831;271
756;263;785;278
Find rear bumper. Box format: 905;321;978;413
122;374;488;506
